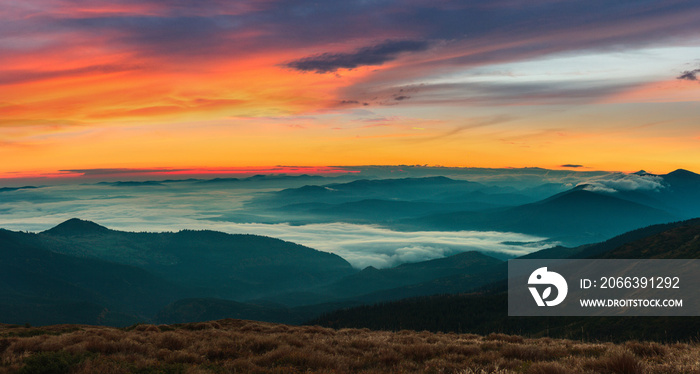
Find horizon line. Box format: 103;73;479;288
0;165;694;187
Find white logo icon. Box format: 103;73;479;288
528;267;568;306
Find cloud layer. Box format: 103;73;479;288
218;222;548;269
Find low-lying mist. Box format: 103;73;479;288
0;178;551;268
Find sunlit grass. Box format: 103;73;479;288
0;319;697;373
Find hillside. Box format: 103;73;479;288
312;218;700;341
5;216;700;329
35;219;356;300
1;219;515;327
316;251;502;301
600;221;700;259
0;229;185;326
153;252;506;323
155;298;303;325
0;219;362;326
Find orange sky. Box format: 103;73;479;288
2;0;700;180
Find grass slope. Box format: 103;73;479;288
0;319;694;374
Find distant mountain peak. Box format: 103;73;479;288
632;170;651;176
44;218;110;236
666;169;700;178
361;266;379;273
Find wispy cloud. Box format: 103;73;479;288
577;173;666;193
285;40;430;73
0;64;140;86
677;68;700;81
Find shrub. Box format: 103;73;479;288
501;344;567;361
157;332;187;351
19;350;90;374
526;361;571;374
132;324;160;333
604;350;642;374
245;336;279;354
625;341;667;358
569;344;606;357
586;350;643;374
131;363;187;374
485;333;525;343
399;343;440;362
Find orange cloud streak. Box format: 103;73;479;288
604;79;700;104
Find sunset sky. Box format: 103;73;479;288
3;0;700;180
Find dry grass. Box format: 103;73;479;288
0;319;698;373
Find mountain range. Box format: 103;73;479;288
2;215;699;328
1;169;700;329
249;169;700;245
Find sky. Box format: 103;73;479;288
3;0;700;180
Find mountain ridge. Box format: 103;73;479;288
19;219;356;308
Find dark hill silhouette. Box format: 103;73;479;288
0;229;186;326
664;168;700;181
38;219;356;301
657;169;700;216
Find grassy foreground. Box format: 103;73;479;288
0;319;697;374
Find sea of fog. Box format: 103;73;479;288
0;181;553;269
